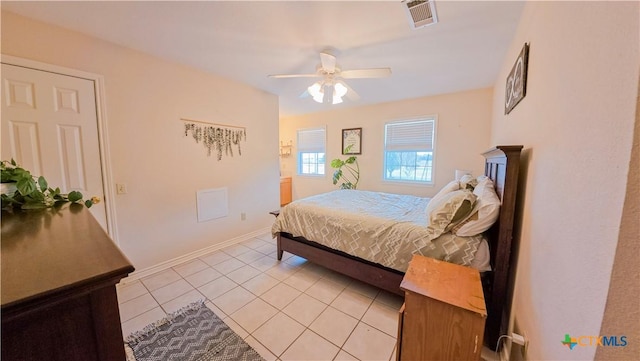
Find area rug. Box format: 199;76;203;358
124;300;265;361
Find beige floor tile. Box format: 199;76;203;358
322;270;354;287
236;249;267;264
226;264;262;284
199;251;231;266
334;350;359;361
204;301;227;319
348;279;381;299
253;232;274;243
117;281;148;304
342;322;396;361
375;290;404;310
150;279;195;304
362;301;399;337
252;312;305;356
251;255;281;272
121;306;166;338
221;317;249;339
260;282;301;309
222;244;252;257
242;273;280;296
331;289;374;319
283;269;320;292
172;259;209;277
255;242;277;255
241;238;271;250
282;293;327;326
230;298;278;333
265;262;299;281
213;286;256;315
281;329;339;361
245;336;278;361
184;267;223;287
213;258;246;274
198;276;237;300
309;307;358;347
306;278;345;304
140;269;182;291
119;293;159;322
160;289;206;314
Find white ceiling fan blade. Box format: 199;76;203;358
337;80;361;101
268;73;321;78
341;68;392;79
299;89;310;98
320;52;336;73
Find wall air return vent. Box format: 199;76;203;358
402;0;438;29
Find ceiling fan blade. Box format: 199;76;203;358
268;73;321;78
320;52;336;73
337;80;361;101
341;68;392;79
299;89;310;98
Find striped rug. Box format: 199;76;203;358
125;301;264;361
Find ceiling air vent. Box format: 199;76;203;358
402;0;438;29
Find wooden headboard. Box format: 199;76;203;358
482;145;523;349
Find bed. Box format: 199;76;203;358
272;145;523;349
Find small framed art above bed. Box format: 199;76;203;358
271;145;523;350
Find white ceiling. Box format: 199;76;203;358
2;1;525;117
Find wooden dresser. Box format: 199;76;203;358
397;255;486;361
280;176;292;206
1;205;134;361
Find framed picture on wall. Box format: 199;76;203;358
342;128;362;155
505;43;529;114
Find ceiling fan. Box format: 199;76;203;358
268;51;392;105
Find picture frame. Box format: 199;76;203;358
342;128;362;155
505;43;529;115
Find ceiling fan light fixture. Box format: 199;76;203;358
334;82;347;98
308;82;324;103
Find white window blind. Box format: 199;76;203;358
385;119;434;151
297;127;326;153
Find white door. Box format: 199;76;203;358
1;63;107;230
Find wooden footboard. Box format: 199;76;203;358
277;233;404;296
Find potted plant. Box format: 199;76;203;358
330;145;360;190
1;159;97;211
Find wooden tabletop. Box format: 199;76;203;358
400;254;487;316
1;204;134;310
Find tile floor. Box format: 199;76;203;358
117;232;404;361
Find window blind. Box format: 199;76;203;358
385;119;435;151
297;127;326;153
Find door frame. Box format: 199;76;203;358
1;54;120;244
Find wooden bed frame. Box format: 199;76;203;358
275;145;523;350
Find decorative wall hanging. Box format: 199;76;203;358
505;43;529;115
342;128;362;155
181;118;246;161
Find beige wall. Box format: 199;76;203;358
280;88;493;199
490;2;639;360
1;12;280;270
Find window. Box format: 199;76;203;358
297;127;326;176
384;118;435;183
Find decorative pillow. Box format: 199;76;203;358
426;189;477;236
430;180;461;205
459;174;478;190
452;178;501;236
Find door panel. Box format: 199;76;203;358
1;64;107;230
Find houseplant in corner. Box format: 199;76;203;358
1;159;97;211
331;145;360;189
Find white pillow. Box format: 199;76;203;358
453;178;501;236
430;180;460;205
426;189;477;236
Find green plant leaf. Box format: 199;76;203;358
22;202;47;209
38;176;48;192
330;159;344;168
345;156;357;164
16;177;37;195
85;200;93;208
332;169;342;185
68;191;83;202
10;159;16;166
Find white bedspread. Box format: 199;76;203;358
271;190;482;273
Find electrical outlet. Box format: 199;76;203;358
240;212;246;221
116;183;127;194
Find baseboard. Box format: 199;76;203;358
119;227;272;285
